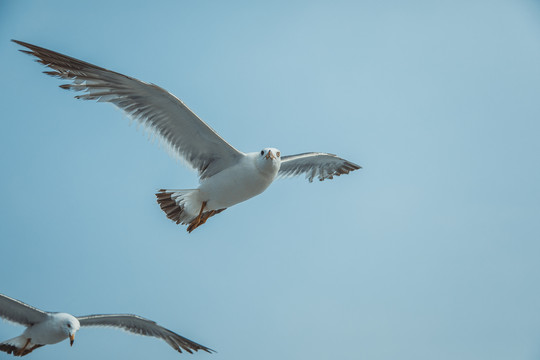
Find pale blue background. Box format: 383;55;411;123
1;1;540;359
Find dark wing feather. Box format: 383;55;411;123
77;314;213;354
279;152;361;182
12;39;243;179
0;293;49;326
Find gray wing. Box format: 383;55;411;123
13;40;244;180
0;293;49;326
278;152;361;182
77;314;213;354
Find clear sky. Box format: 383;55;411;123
1;1;540;359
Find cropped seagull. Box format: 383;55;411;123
0;293;213;357
13;40;361;232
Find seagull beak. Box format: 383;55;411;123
69;333;75;346
265;150;276;160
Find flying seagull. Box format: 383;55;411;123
0;293;213;357
13;40;361;232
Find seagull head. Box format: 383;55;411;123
56;313;80;346
256;147;281;174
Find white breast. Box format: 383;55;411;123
24;315;68;345
199;154;279;210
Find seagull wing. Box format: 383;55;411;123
77;314;213;354
0;293;49;326
278;152;361;182
13;39;244;180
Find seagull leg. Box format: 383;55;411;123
187;201;207;233
23;344;44;356
196;201;207;221
15;339;31;356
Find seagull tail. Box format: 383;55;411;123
0;336;43;357
156;189;198;225
155;189;226;232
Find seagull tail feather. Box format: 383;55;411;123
0;336;43;357
156;189;196;225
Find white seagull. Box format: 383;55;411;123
13;40;361;232
0;293;213;357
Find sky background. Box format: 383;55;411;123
1;1;540;359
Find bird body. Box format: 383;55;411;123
22;313;79;346
157;148;281;230
13;39;361;232
1;312;79;356
199;149;281;210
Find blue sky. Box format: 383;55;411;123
1;1;540;359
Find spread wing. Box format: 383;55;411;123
77;314;213;354
13;39;244;180
278;152;361;182
0;293;49;326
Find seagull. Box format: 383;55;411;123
13;40;361;232
0;293;213;357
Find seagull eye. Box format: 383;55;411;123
67;324;71;328
260;150;264;155
276;151;281;157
